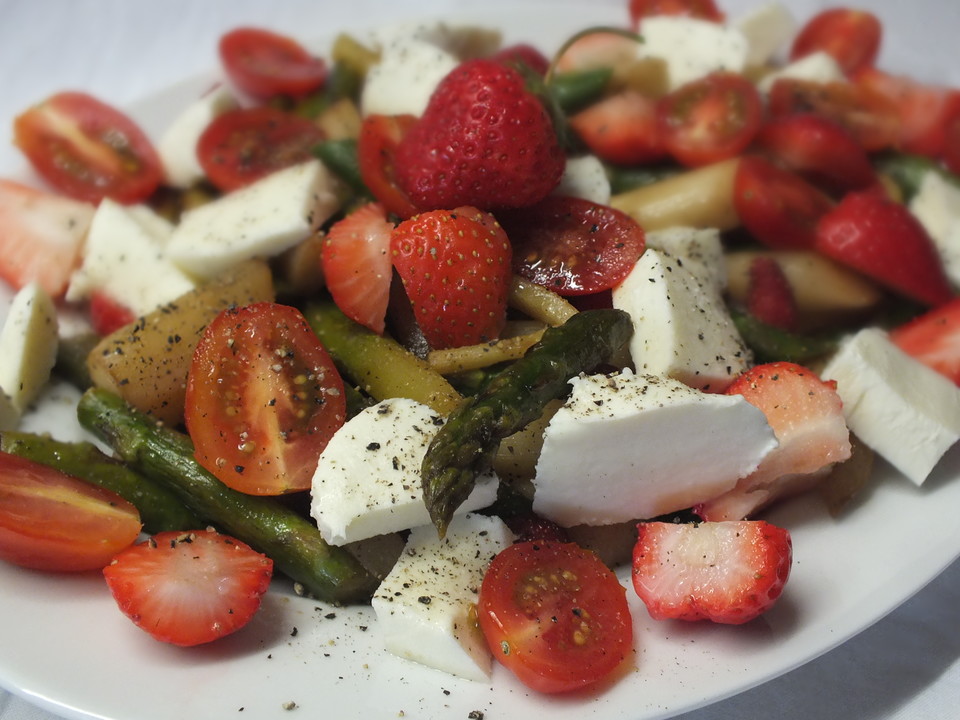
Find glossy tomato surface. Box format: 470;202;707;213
0;452;142;572
478;541;633;694
185;302;346;495
219;27;327;99
357;113;419;219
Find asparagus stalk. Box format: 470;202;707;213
421;308;633;536
77;388;378;605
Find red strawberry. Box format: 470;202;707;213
103;529;273;647
698;361;851;521
390;206;511;349
746;256;798;331
814;189;954;306
89;290;136;336
322;202;394;334
632;520;792;625
394;58;565;212
890;296;960;385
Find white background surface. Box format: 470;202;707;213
0;1;958;719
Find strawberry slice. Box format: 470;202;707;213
103;529;273;647
322;202;394;334
698;361;852;521
814;189;954;307
746;256;798;331
390;206;512;349
890;296;960;385
632;520;792;625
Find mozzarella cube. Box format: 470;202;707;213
167;160;342;278
735;1;797;67
372;513;513;681
532;370;777;526
909;171;960;289
757;51;846;93
311;398;498;546
612;247;751;391
361;36;459;117
158;84;238;188
643;226;727;290
0;282;58;417
554;155;612;205
637;16;750;90
821;327;960;485
66;199;195;316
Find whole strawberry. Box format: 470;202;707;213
391;206;511;349
394;58;565;212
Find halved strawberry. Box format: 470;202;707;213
890;296;960;385
321;202;393;334
103;529;273;647
746;256;798;331
698;361;852;521
632;520;792;625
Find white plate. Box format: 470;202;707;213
1;2;960;719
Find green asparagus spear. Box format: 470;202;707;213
874;151;960;200
731;311;839;364
0;431;201;533
77;388;378;604
421;308;633;536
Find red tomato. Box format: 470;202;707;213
477;541;633;694
14;92;162;205
790;8;882;77
185;302;346;495
768;78;901;152
197;106;325;192
657;72;763;167
629;0;724;25
734;156;834;250
357;114;419;219
498;195;646;296
219;27;327;99
755;113;876;193
89;290;136;336
943;107;960;176
570;91;665;166
0;452;141;572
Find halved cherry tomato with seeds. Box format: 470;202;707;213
219;27;327;100
478;541;633;694
185;302;346;495
357;114;419;219
790;8;882;77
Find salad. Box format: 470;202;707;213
1;0;960;716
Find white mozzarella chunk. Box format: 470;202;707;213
554;155;612;205
532;370;777;526
166;160;342;279
372;513;513;682
157;84;238;188
909;171;960;289
636;16;750;90
757;51;846;93
360;36;459;117
310;398;498;546
0;282;58;419
66;199;195;316
643;226;727;290
821;327;960;485
612;247;751;391
734;1;797;67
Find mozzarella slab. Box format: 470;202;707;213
372;513;513;681
735;1;797;67
361;35;459;117
643;226;727;290
532;370;777;526
909;170;960;289
821;327;960;485
637;16;750;90
757;51;845;93
612;247;751;391
310;398;498;545
0;282;58;417
554;155;612;205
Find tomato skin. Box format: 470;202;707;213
89;290;136;336
498;195;646;296
14;92;162;205
478;541;633;694
185;302;346;495
196;106;325;192
357;114;419;219
657;72;764;168
790;8;881;77
570;91;666;166
0;452;142;572
219;27;327;99
629;0;724;25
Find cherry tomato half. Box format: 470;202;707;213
790;8;882;77
629;0;725;26
499;195;646;296
185;302;346;495
357;114;419;219
0;452;142;572
478;541;633;694
14;92;163;205
657;72;764;168
197;106;325;192
219;27;327;100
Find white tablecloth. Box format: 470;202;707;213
0;1;957;719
